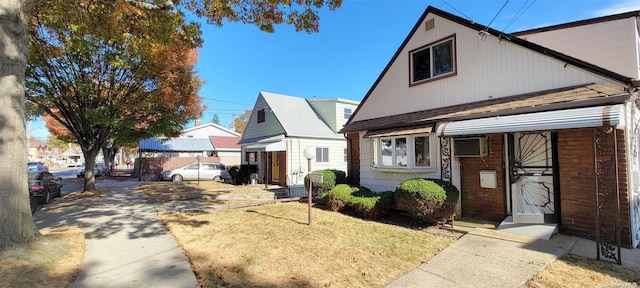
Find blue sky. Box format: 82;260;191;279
29;0;640;139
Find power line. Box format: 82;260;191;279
486;0;510;30
501;0;537;32
201;97;253;106
440;0;474;22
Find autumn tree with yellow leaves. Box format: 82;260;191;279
0;0;341;249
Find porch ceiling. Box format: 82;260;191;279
341;84;629;133
245;141;286;152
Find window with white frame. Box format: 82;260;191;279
371;138;378;166
344;108;352;119
371;134;435;169
409;35;456;85
316;147;329;163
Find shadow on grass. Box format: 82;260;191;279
188;252;314;287
160;213;211;228
245;209;307;225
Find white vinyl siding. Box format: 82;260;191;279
308;99;359;132
518;17;639;79
181;123;240;138
242;96;286;141
285;137;349;186
350;14;627;123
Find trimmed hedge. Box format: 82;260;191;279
304;169;346;196
321;184;394;219
395;178;459;224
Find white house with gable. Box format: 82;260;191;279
239;91;359;189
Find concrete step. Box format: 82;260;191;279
496;215;558;240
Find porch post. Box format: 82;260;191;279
593;127;622;264
440;137;452;183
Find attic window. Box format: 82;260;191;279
257;109;265;123
409;35;456;85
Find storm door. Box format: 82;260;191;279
508;132;559;223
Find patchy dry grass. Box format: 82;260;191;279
139;181;271;203
527;254;640;288
161;202;453;287
0;226;85;288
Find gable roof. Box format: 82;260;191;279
342;6;637;133
259;91;343;139
139;137;214;152
209;136;240;150
512;10;640;36
183;122;240;136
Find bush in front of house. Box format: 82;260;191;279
320;184;353;211
305;169;345;195
228;164;258;185
321;185;394;220
350;188;395;219
395;178;459;224
332;170;347;185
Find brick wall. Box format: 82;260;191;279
347;133;360;187
459;135;506;222
617;130;631;248
557;129;596;238
558;128;631;247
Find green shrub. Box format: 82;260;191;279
395;178;458;224
430;179;460;204
305;169;343;195
332;170;347;185
350;190;394;219
321;184;355;211
320;185;394;220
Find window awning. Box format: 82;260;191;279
245;141;286;152
363;124;434;138
436;104;625;137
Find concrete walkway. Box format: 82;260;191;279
385;228;576;288
386;226;640;288
35;178;198;288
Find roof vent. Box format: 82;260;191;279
425;18;435;31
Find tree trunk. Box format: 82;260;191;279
0;0;40;249
82;148;101;191
102;144;117;175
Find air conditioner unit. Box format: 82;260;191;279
453;137;488;157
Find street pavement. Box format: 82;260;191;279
34;177;198;288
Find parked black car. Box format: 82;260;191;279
28;171;63;205
30;195;38;214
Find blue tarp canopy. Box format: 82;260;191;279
138;138;215;152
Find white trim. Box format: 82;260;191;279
245;141;286;152
437;104;625;136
